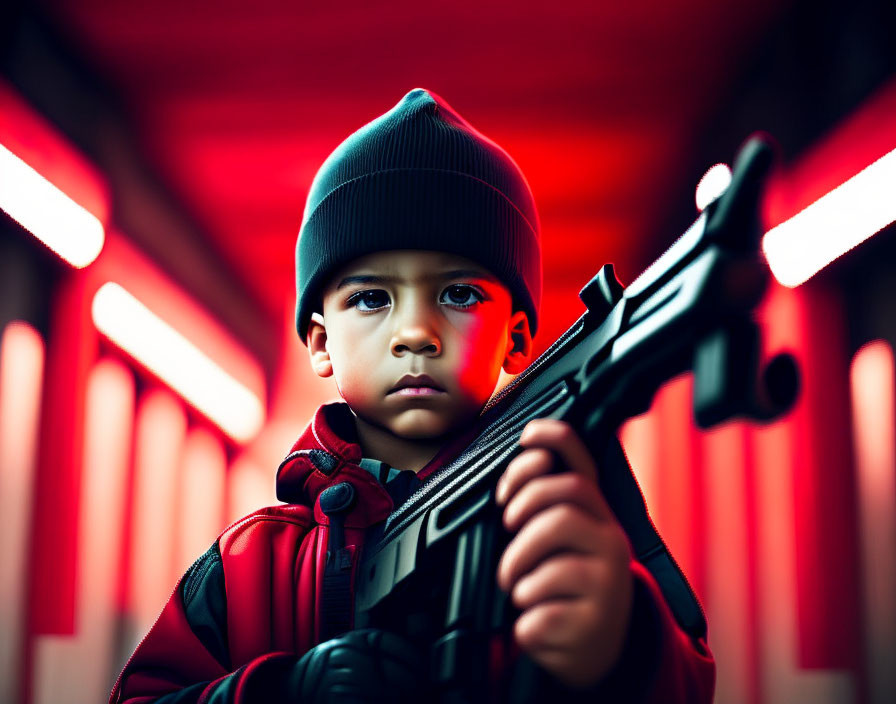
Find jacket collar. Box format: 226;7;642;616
276;402;401;529
276;402;367;505
275;400;478;520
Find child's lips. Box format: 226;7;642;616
390;386;445;396
388;374;446;395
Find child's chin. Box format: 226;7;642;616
389;408;468;440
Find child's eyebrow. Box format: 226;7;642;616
335;269;494;290
335;275;394;290
436;269;496;282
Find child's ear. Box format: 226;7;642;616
306;312;333;378
502;310;533;375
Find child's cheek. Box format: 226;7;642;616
327;320;382;401
450;315;505;399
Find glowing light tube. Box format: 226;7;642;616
762;147;896;287
695;163;732;212
0;143;104;268
850;340;896;702
92;282;264;442
0;322;44;704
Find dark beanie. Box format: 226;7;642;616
295;88;542;341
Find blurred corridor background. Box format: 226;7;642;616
1;1;895;702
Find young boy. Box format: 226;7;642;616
111;89;714;702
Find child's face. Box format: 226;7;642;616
307;250;531;442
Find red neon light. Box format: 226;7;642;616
850;340;896;702
32;358;134;703
175;428;226;577
0;322;44;704
128;390;186;637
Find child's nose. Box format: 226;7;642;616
391;306;441;357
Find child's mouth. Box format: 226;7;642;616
389;374;445;395
390;386;445;396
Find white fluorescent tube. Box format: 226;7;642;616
0;143;104;268
92;282;264;443
762;147;896;287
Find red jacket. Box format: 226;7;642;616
110;402;715;703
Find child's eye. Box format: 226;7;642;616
440;284;484;308
348;290;391;311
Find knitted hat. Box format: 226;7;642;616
295;88;542;341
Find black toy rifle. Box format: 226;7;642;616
354;135;799;701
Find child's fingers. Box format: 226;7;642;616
514;592;631;688
497;504;629;591
510;553;600;610
519;418;598;482
496;446;554;505
496;419;596;507
497;419;612;518
502;472;607;533
513;597;597;656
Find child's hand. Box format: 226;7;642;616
495;418;634;689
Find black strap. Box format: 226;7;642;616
319;482;357;642
599;435;707;641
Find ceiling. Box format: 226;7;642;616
40;0;790;352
